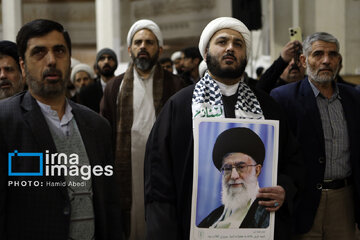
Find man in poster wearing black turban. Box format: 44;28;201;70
198;127;269;228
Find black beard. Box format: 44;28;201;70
206;53;247;79
132;50;159;71
98;64;116;77
176;68;184;75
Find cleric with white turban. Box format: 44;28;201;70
144;15;300;240
171;51;182;62
127;19;163;47
70;63;95;84
198;17;251;60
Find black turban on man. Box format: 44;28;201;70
212;127;265;171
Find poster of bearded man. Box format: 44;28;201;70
191;118;278;240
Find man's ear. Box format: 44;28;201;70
19;57;26;79
255;164;262;177
128;46;132;57
338;54;343;70
204;47;209;63
158;46;163;56
300;54;307;69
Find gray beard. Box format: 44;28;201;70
221;172;259;213
0;87;16;100
0;79;23;100
134;58;153;71
26;69;67;99
132;50;159;72
306;60;338;84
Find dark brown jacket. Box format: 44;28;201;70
100;63;186;149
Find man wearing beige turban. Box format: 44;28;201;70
144;17;304;240
101;19;185;240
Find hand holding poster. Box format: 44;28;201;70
191;118;279;240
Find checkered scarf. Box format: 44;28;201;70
192;72;264;120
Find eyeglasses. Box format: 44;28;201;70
221;162;257;176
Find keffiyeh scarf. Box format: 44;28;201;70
192;72;264;120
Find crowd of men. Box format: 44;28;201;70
0;15;359;240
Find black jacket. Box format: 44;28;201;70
144;84;305;240
0;91;123;240
79;79;103;113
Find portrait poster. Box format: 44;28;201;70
190;118;279;240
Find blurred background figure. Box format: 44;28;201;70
180;46;202;85
70;63;95;102
257;40;305;93
171;50;183;75
79;48;118;113
255;66;264;80
66;58;81;99
0;40;24;100
159;57;173;73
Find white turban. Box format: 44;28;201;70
127;19;163;47
171;51;182;61
70;63;95;83
198;17;251;60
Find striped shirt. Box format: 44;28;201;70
308;80;351;180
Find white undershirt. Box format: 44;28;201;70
100;78;107;92
129;67;156;239
214;80;239;96
214;76;244;96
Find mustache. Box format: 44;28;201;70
222;52;237;61
102;63;113;69
42;68;62;78
318;67;333;72
227;179;246;187
137;50;150;58
0;79;12;87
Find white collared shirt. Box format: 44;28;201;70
37;99;74;137
100;78;107;92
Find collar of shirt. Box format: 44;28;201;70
37;99;74;127
100;77;107;92
134;65;156;81
308;78;341;101
214;76;244;97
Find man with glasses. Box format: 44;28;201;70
198;127;269;228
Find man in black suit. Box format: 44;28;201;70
198;127;269;229
0;19;122;240
79;48;118;112
271;32;360;239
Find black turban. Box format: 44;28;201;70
0;40;20;68
212;127;265;170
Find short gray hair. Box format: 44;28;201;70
302;32;340;57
